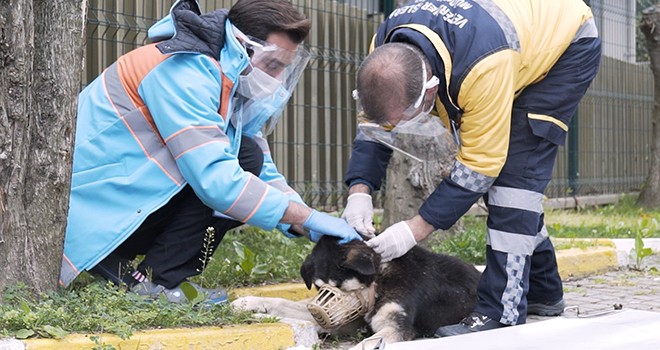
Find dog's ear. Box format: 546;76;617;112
341;247;378;276
300;255;315;290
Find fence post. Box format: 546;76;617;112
568;111;579;195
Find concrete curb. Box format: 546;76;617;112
556;246;618;279
4;239;658;350
20;324;303;350
4;284;319;350
553;237;660;276
610;238;660;267
231;282;317;301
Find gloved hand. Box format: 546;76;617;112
365;221;416;262
276;223;299;238
277;193;308;238
341;193;376;238
303;210;363;244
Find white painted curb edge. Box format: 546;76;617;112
0;339;24;350
611;238;660;267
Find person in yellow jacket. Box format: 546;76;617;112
344;0;601;335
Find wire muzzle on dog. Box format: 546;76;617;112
307;284;375;330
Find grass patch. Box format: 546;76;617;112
0;281;258;340
3;193;658;339
194;226;315;290
429;216;487;265
545;195;660;239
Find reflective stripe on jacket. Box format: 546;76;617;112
346;0;598;229
60;9;292;286
373;0;594;179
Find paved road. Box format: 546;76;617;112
554;253;660;319
321;254;660;349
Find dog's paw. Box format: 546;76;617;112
231;296;271;313
348;327;403;350
347;337;386;350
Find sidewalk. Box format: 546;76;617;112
383;252;660;350
559;248;660;317
3;238;659;350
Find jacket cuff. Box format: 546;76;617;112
347;179;376;193
344;139;392;190
419;178;484;230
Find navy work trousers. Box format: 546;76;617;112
474;37;602;325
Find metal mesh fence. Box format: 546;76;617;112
548;0;653;197
84;0;652;208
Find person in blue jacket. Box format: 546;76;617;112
60;0;361;304
344;0;601;335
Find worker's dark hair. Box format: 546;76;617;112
228;0;311;43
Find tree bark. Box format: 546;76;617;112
638;4;660;208
383;124;460;246
0;1;86;294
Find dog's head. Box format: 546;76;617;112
300;235;380;292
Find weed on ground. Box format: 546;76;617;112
3;194;658;339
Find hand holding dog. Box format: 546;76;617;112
341;193;376;238
303;210;363;244
366;221;417;262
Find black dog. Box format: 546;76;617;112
300;235;480;346
231;235;480;349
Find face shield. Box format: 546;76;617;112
232;26;311;136
353;63;452;162
357;114;454;163
398;68;439;122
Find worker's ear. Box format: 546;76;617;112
427;84;439;97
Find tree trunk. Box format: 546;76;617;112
0;1;86;294
383;124;460;246
638;4;660;208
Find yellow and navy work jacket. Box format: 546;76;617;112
345;0;597;229
60;3;300;286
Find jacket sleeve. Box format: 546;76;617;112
250;133;306;238
138;54;289;230
252;133;305;204
420;50;517;230
344;128;393;192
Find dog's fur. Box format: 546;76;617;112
232;236;481;348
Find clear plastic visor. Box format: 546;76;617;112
234;26;310;94
400;73;439;121
233;26;311;136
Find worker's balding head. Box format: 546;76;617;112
355;42;436;125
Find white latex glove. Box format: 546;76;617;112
365;221;416;262
341;193;376;238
